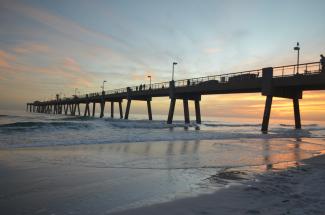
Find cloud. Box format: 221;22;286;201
131;69;158;82
203;47;221;54
1;0;127;48
12;42;50;54
2;0;161;71
0;50;16;68
63;57;81;73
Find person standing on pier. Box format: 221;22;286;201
321;54;325;73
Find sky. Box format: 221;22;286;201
0;0;325;121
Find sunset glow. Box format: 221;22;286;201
1;0;325;121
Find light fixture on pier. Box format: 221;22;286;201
172;62;178;81
294;42;300;74
147;75;152;88
101;80;107;92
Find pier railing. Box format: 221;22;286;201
273;62;320;77
57;62;322;101
174;69;262;87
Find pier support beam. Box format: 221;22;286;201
194;99;201;124
64;105;68;115
92;102;96;117
167;98;176;124
100;102;105;118
69;104;73;115
72;104;76;116
53;104;57;114
119;101;123;119
261;96;273;133
147;100;152;120
124;99;131;119
111;102;114;118
84;103;90;116
58;104;62;114
293;98;301;129
183;99;190;124
77;104;80;116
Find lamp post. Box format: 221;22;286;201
294;42;300;74
101;80;107;92
147;75;151;89
172;62;177;81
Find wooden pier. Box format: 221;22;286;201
27;62;325;132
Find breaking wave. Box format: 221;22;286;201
0;112;325;148
0;121;92;131
204;123;260;127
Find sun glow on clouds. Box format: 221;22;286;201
12;43;50;54
0;50;16;69
203;48;221;54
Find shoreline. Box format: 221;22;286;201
112;154;325;215
0;138;325;214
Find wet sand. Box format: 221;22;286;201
113;154;325;215
0;138;325;214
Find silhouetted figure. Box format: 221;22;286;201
139;84;142;91
136;86;138;91
143;84;146;90
321;54;325;73
187;79;190;86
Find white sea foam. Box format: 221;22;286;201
0;111;325;148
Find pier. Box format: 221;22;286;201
27;62;325;132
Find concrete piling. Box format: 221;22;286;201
293;98;301;129
261;96;273;133
183;99;190;124
100;102;105;118
92;102;96;117
111;102;114;118
194;99;201;124
147;99;152;120
119;101;123;119
167;98;176;124
124;99;131;119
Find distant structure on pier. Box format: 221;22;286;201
27;61;325;132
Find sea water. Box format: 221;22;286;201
1;110;325;213
1;110;324;148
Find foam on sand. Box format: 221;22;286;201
112;154;325;215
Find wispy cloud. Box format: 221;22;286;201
12;42;50;54
203;47;221;54
2;1;115;45
0;50;16;68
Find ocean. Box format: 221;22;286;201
1;110;325;148
1;110;325;213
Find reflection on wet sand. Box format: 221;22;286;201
262;138;305;171
1;138;324;172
